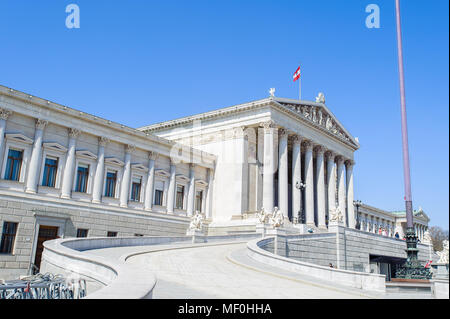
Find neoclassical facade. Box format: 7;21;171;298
0;85;430;279
139;96;360;231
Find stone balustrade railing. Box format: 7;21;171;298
247;237;386;292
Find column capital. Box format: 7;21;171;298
278;128;288;137
260;120;276;132
335;155;345;164
302;140;313;151
345;159;355;167
149;151;158;161
232;126;247;139
35;119;48;130
68;128;81;138
325;150;335;160
290;134;302;145
99;136;110;146
0;108;12;120
314;145;325;155
125;144;136;154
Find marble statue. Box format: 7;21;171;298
437;240;449;264
423;230;432;245
189;211;204;230
269;88;275;97
329;206;343;224
315;92;325;104
257;207;271;224
269;207;284;228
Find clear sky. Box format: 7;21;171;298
0;1;448;228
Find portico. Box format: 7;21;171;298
139;94;360;230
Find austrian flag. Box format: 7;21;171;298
293;66;301;82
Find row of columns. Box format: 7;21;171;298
415;224;428;242
360;214;395;237
262;120;356;229
0;111;214;218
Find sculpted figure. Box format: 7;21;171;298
312;108;317;123
257;207;271;224
329;206;343;224
423;230;432;244
326;116;332;130
316;92;325;104
189;211;204;230
269;207;284;228
437;240;449;264
318;109;323;126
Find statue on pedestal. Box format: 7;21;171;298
437;240;449;264
329;206;343;224
257;207;271;224
269;207;284;228
189;211;204;231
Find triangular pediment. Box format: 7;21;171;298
5;133;34;144
273;98;359;149
131;163;148;172
155;169;170;178
43;142;68;153
105;157;125;166
76;150;97;160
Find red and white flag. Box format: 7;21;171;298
425;260;432;268
293;66;301;82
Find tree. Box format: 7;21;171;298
428;226;449;251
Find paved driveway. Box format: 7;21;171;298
127;242;371;299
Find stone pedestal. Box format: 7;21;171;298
186;229;206;243
432;263;449;280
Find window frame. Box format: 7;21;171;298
38;143;67;189
76;228;89;238
1;134;33;184
0;221;19;255
4;148;23;182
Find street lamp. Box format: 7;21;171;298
353;200;362;230
294;181;306;224
394;0;431;280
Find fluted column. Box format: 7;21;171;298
166;161;176;214
315;146;326;229
186;164;196;216
346;160;356;229
61;128;81;199
291;135;302;223
92;137;109;203
25;119;48;193
144;151;157;211
262;120;276;213
278;129;288;220
326;151;336;222
205;167;214;219
0;109;12;170
304;141;315;227
120;144;134;207
336;156;347;227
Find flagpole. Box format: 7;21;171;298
299;77;302;100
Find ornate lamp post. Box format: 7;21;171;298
353;200;362;230
394;0;431;280
294;181;306;224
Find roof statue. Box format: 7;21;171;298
269;88;276;97
315;92;325;104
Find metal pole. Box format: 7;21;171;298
395;0;413;230
299;76;302;100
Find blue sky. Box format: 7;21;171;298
0;0;448;228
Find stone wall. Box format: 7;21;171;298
0;192;189;280
266;226;431;273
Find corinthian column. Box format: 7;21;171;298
92;137;109;203
326;151;336;221
315;146;326;229
120;144;135;207
186;164;196;216
262;120;276;213
144;151;157;211
291;135;302;223
61;128;81;199
346;160;356;229
278;128;288;220
166;161;176;214
0;109;12;170
336;156;347;226
304;140;315;227
25;119;48;193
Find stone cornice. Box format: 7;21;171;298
0;85;216;167
138;97;359;151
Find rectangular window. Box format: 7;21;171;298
176;185;184;209
42;157;58;187
4;149;23;181
107;231;117;237
75;164;89;193
195;190;203;212
76;229;88;238
130;177;142;202
0;222;18;254
154;189;163;206
105;171;117;197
